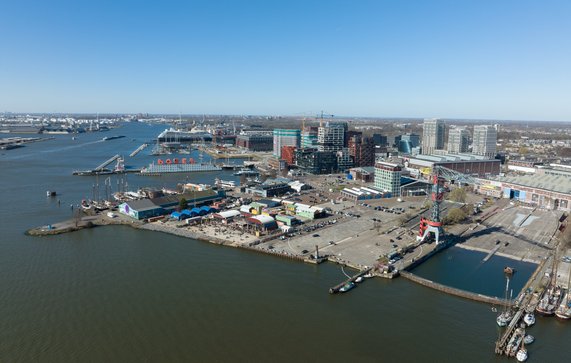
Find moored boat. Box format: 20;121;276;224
339;281;355;293
523;312;535;326
497;310;514;327
516;347;528;362
523;335;534;345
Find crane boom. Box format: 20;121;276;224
417;165;482;244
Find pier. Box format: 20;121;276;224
328;267;373;294
482;243;502;262
129;143;148;157
95;154;120;171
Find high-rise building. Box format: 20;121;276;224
301;126;319;148
397;133;420;154
374;162;402;197
295;148;337;174
472;125;497;158
337;148;354;172
317;122;347;152
422;118;445;155
447;127;470;153
273;129;300;157
348;134;375;167
372;134;388;146
401;133;420;148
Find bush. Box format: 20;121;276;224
443;207;468;225
448;188;467;203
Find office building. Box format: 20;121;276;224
422;118;445;155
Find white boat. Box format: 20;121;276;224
339;282;355;293
516;348;528;362
496;310;514;327
355;276;364;283
523;335;534;345
523;312;535;326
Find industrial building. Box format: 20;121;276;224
405;153;501;178
348;167;375;183
244;179;291;197
273;129;300;157
374;162;402;197
119;199;165;220
448;127;470;153
236;134;273;151
422;118;445;155
472;125;497;158
476;174;571;211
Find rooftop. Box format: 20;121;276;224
413;153;493;162
495;174;571;195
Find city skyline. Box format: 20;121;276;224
1;0;570;121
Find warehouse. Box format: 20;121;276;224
246;215;278;231
476;174;571;211
119;199;165;220
406;153;501;178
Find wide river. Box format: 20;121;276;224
1;123;569;362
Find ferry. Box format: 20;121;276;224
233;168;259;176
140;158;221;175
215;178;236;188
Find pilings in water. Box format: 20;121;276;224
399;271;510;306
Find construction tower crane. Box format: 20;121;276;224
317;110;335;127
417;165;481;245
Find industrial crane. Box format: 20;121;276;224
417;165;481;244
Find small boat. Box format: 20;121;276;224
339;282;355;293
523;312;535;326
516;347;528;362
504;266;515;275
516;335;528;362
46;191;57;197
523;335;534;345
497;310;514;327
355;276;364;283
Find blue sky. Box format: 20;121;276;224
0;0;569;120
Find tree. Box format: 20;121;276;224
442;207;468;225
448;187;467;203
179;197;188;211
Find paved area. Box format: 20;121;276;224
455;205;561;263
255;196;429;268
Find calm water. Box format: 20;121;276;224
1;123;569;362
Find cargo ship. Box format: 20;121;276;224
140;158;222;175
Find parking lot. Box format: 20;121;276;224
255;196;430;268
